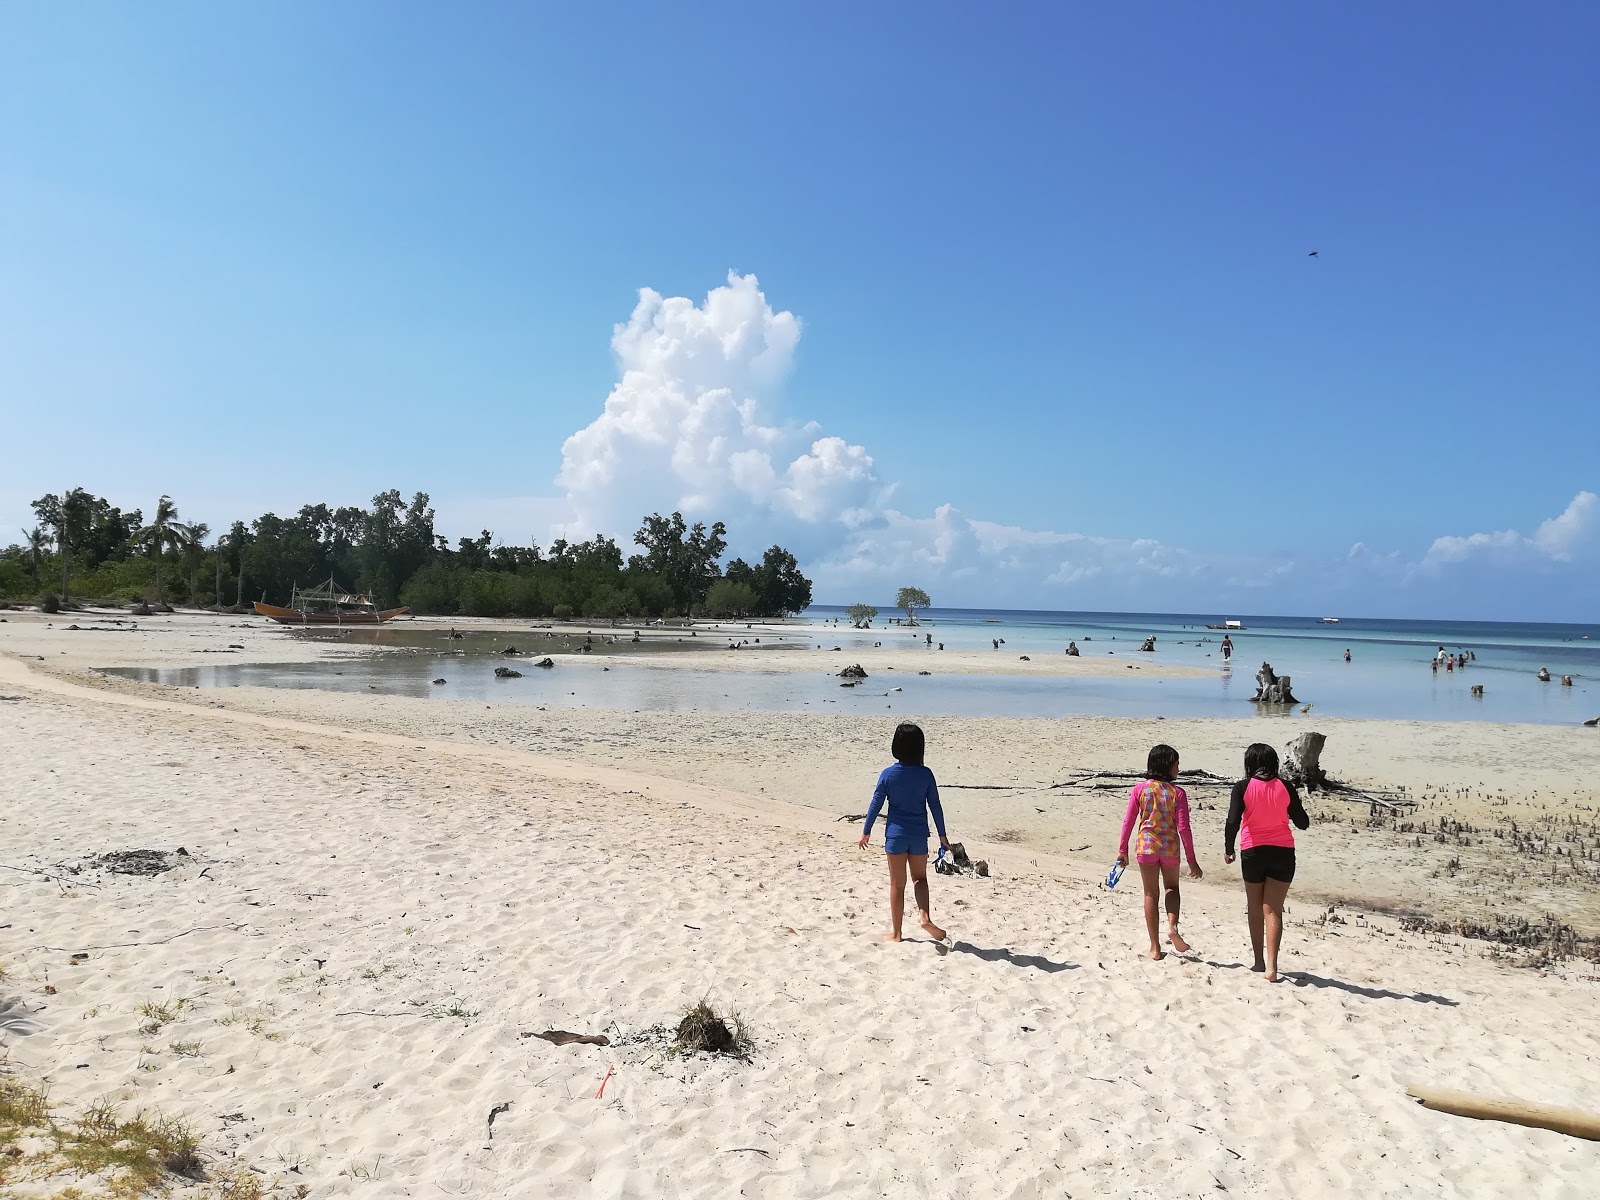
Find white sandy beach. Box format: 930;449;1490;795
3;613;1599;1198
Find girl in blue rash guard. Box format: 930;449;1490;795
857;722;951;942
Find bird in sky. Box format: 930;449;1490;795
1308;250;1319;257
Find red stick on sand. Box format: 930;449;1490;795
594;1064;614;1100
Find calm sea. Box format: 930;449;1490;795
803;605;1600;725
107;606;1598;726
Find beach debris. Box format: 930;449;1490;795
1139;636;1156;652
595;1064;614;1099
1406;1083;1600;1142
1285;732;1328;790
494;666;522;678
534;657;555;668
86;848;189;877
1538;667;1551;682
934;842;990;878
674;999;749;1056
838;663;868;680
1250;662;1299;705
432;678;447;685
486;1102;511;1140
524;1030;610;1047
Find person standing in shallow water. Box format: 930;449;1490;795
858;722;950;942
1224;743;1310;982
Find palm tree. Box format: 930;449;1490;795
181;521;210;607
138;496;186;605
22;527;45;588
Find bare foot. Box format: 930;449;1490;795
1168;930;1191;953
1265;969;1281;983
1146;947;1166;961
1250;961;1266;973
883;932;904;943
920;919;947;941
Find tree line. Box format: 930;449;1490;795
1;489;813;620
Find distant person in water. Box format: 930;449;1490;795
1116;744;1202;960
1225;743;1310;982
858;722;950;943
1221;635;1233;661
1344;648;1351;662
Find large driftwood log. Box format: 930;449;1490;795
1285;731;1327;790
1250;662;1298;705
1406;1084;1600;1142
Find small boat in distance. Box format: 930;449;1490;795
1320;617;1341;624
255;577;409;625
1205;619;1246;630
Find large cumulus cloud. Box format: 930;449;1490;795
534;272;1594;616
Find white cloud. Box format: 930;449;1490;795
535;272;1596;615
1419;492;1599;572
556;272;884;548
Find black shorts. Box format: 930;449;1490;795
1240;845;1296;884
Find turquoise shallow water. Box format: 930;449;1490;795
105;607;1599;725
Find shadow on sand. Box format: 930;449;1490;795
946;941;1076;973
1288;972;1459;1006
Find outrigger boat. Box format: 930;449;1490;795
255;577;409;625
1205;619;1245;631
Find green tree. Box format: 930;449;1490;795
896;586;931;625
32;488;93;601
633;511;727;614
22;527;45;588
754;545;812;615
704;578;757;617
847;602;877;628
137;497;187;604
180;521;210;606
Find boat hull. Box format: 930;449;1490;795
255;602;409;625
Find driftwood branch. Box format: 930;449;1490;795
1407;1084;1600;1141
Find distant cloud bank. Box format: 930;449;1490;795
484;273;1596;619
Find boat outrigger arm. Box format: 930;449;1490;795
254;576;409;625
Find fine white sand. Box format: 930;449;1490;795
3;617;1600;1198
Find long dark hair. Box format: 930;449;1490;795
1145;743;1179;781
1244;742;1280;780
891;722;925;766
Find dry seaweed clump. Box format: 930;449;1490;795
674;1000;752;1058
0;1073;207;1196
1399;911;1600;966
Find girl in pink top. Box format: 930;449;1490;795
1224;742;1310;982
1116;744;1203;960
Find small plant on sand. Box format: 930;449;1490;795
138;998;186;1032
168;1041;202;1058
218;1005;281;1041
341;1156;384;1180
674;999;752;1058
426;1000;480;1021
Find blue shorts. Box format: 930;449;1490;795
884;828;929;856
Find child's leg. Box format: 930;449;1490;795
1138;863;1164;959
1262;878;1291;981
907;854;945;940
1244;880;1266;971
1161;862;1190;953
884;853;909;942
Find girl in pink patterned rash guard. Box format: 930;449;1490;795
1116;744;1203;959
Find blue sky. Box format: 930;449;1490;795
1;3;1595;618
